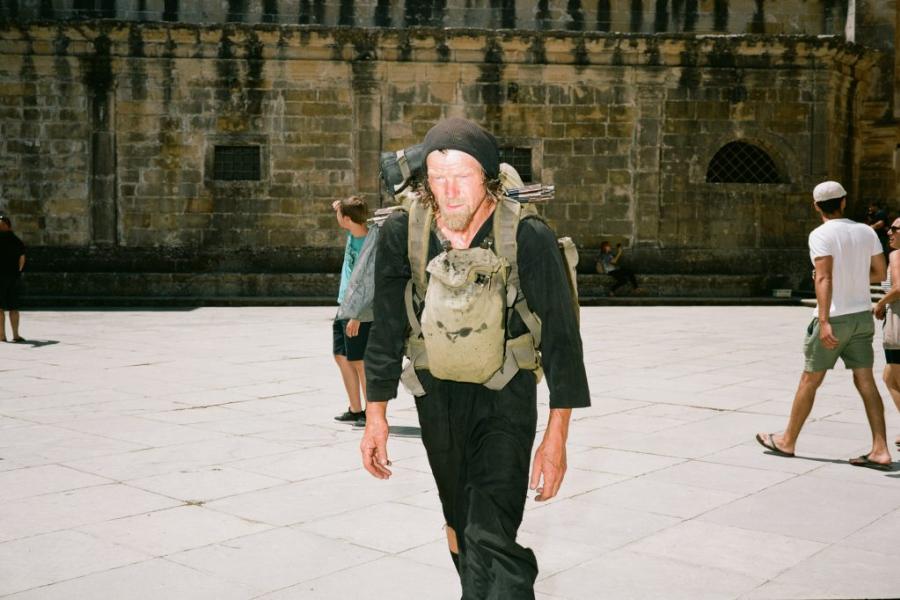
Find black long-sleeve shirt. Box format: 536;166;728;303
365;209;591;410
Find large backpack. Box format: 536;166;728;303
399;195;577;396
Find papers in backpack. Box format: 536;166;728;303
505;184;555;203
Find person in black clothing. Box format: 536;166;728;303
596;240;642;296
867;202;890;258
0;214;26;342
360;118;590;598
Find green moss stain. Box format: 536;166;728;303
262;0;278;23
596;0;610;31
714;0;728;31
478;35;504;123
128;25;147;101
162;0;178;22
339;0;355;26
630;0;643;32
654;0;668;32
374;0;391;27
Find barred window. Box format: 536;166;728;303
499;147;533;183
706;141;782;184
213;145;261;181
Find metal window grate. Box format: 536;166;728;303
499;147;533;183
706;141;782;184
213;145;261;181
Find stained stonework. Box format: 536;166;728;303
0;0;852;34
0;6;896;299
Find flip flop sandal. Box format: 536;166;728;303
755;432;795;457
849;455;893;472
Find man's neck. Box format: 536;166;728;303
347;222;368;237
436;200;497;249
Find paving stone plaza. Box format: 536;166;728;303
1;305;899;599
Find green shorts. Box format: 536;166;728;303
803;310;874;372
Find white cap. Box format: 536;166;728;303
812;181;847;203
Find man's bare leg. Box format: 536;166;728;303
10;310;19;339
334;354;362;413
0;309;5;341
350;359;367;408
446;525;460;573
762;370;827;455
852;368;892;464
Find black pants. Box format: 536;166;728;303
609;268;637;292
415;370;539;599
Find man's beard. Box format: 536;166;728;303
440;205;474;231
439;194;490;232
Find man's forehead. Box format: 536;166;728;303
426;149;482;172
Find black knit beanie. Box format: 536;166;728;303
423;118;500;179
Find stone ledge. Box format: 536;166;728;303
0;21;874;71
19;271;777;303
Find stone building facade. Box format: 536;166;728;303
0;1;898;301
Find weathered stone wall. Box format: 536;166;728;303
2;0;848;35
0;19;894;297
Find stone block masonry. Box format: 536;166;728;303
0;19;893;300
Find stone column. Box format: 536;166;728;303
83;32;118;246
351;56;383;206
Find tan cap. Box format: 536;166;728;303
812;181;847;203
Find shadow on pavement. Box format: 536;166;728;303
4;339;60;348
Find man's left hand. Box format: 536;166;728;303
346;319;360;337
529;434;567;502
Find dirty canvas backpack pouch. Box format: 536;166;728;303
419;246;508;383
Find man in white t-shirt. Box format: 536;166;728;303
756;181;893;470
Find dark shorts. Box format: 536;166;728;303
886;349;900;364
332;318;371;361
0;276;21;310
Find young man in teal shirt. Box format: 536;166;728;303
332;196;370;424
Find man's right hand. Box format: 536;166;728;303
360;412;392;480
818;320;839;349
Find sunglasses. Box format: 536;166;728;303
890;226;900;233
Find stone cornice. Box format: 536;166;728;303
0;21;884;70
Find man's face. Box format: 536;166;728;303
426;149;488;232
0;220;9;232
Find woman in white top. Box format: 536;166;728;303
873;216;900;450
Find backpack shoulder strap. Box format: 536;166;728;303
493;196;542;347
407;198;433;301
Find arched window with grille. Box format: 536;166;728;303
706;141;784;184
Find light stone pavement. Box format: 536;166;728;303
1;306;900;600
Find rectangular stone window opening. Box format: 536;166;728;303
213;145;261;181
499;147;533;183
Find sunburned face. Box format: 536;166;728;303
889;218;900;250
426;149;489;233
